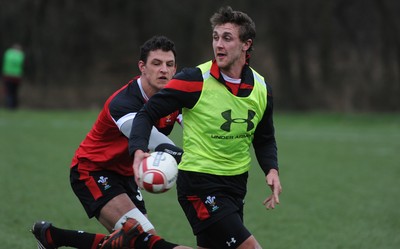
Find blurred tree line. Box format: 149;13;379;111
1;0;399;111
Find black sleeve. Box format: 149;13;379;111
128;92;179;155
129;67;202;156
154;143;184;163
252;83;278;175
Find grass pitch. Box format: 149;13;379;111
0;109;399;248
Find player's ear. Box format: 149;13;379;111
138;60;146;73
242;39;252;52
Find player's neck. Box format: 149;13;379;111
219;57;246;79
138;77;158;99
137;78;149;101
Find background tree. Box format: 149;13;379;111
1;0;399;111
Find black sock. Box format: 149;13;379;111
134;233;178;249
49;226;105;249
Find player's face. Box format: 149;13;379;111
212;23;251;78
139;49;176;93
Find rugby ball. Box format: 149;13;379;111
138;151;178;193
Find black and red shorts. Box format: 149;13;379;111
177;170;251;248
70;164;146;218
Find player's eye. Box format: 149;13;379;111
223;35;232;41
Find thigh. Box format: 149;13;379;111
98;193;135;232
196;212;252;249
178;193;244;235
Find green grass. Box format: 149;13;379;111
1;109;399;248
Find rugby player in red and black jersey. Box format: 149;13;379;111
32;36;192;249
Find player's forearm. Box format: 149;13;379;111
129;109;153;155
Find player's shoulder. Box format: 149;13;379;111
173;67;203;82
164;67;204;93
248;66;273;95
108;78;144;120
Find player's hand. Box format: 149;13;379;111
263;169;282;210
133;150;150;186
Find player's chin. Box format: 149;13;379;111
215;59;228;69
157;79;169;87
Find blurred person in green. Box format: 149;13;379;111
2;43;25;109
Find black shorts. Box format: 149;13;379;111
177;170;250;246
197;212;251;248
70;164;146;218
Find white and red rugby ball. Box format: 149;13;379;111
138;151;178;193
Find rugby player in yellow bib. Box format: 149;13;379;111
131;6;282;249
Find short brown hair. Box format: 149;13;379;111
210;6;256;52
